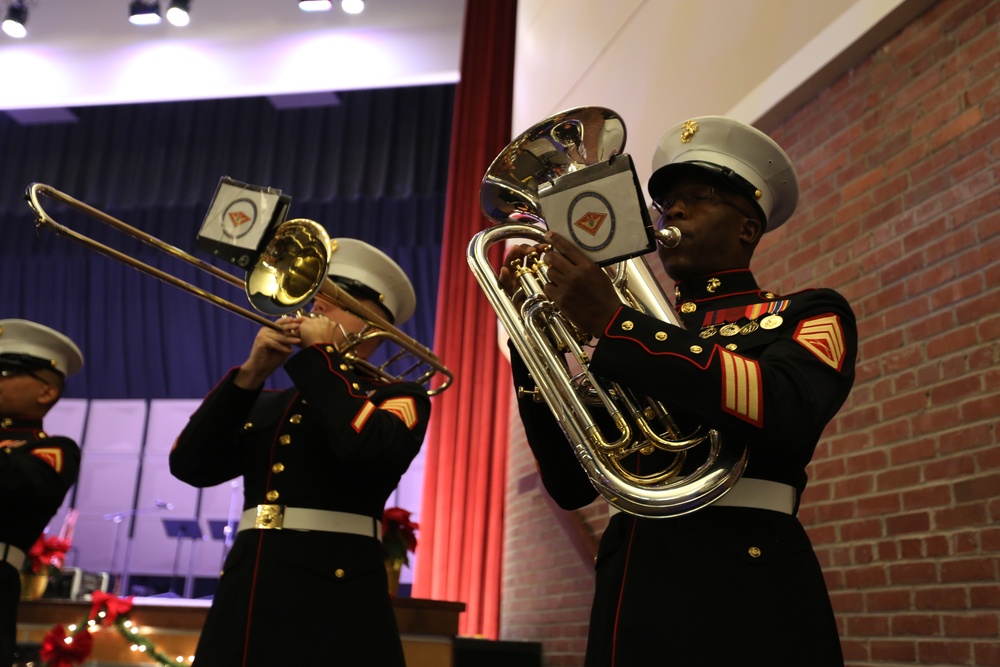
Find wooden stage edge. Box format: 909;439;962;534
18;597;466;666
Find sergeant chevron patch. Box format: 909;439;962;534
794;314;847;371
378;397;419;430
31;447;64;473
719;348;763;427
350;397;419;432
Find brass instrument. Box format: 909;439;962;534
26;183;453;395
470;107;746;517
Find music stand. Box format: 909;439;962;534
207;520;231;541
207;519;236;571
162;519;203;597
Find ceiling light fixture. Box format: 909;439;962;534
166;0;190;27
129;0;162;26
341;0;364;14
2;1;28;39
298;0;332;11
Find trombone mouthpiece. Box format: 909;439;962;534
655;226;682;249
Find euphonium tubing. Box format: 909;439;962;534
469;224;746;517
472;105;746;517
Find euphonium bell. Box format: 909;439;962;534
469;106;746;517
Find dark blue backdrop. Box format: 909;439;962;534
1;85;454;398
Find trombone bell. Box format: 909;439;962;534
246;219;333;315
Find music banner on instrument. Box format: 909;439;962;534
196;176;292;269
538;154;655;266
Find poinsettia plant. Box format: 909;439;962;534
23;510;76;577
381;507;418;566
23;534;71;576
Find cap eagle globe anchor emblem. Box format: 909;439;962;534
680;120;699;143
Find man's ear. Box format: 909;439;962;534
37;384;61;411
739;216;764;246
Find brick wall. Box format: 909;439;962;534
500;0;999;665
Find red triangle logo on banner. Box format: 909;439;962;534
228;211;252;228
573;212;606;237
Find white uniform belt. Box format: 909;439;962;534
237;505;381;541
1;542;26;571
607;478;796;516
709;478;796;514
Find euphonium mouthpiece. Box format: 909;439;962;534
655;226;682;248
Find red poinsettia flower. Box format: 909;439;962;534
25;534;71;574
382;507;419;565
88;590;135;626
40;624;93;667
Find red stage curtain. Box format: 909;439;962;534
412;0;517;639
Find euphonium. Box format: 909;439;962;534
469;107;746;517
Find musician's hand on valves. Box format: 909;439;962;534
236;316;303;389
542;232;621;337
499;242;545;308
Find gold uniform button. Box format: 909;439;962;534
748;546;762;558
335;568;345;578
38;432;47;438
763;292;775;300
690;345;703;354
340;364;349;371
271;463;285;474
279;435;291;446
1;418;11;428
289;414;303;424
725;344;738;351
621;321;634;331
243;422;253;430
655;331;667;341
352;383;360;390
325;345;336;353
680;302;697;314
265;490;279;502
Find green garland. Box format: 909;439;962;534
40;597;191;666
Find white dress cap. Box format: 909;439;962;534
327;238;416;326
0;319;84;376
648;116;799;231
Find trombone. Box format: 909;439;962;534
25;182;453;395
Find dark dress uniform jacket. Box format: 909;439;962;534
170;344;431;667
0;418;81;666
512;269;856;667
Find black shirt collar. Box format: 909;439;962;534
674;269;761;305
0;415;46;436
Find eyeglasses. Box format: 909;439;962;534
651;187;756;224
0;368;52;385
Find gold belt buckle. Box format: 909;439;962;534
254;504;285;529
